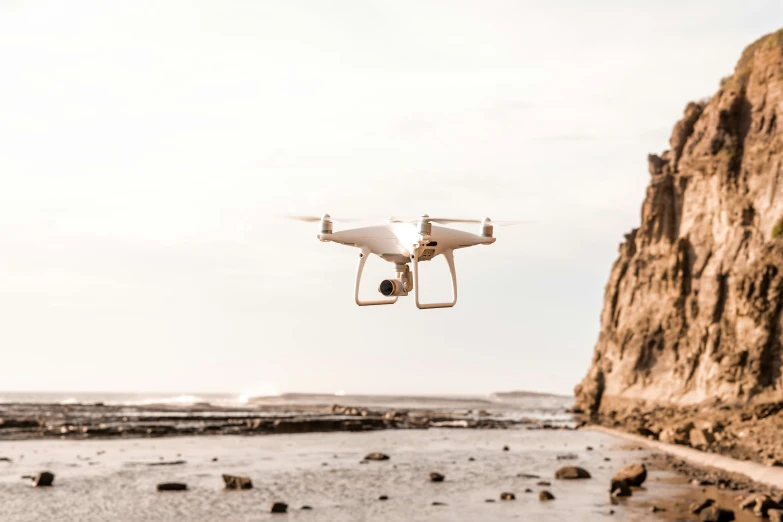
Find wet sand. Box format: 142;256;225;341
0;427;694;522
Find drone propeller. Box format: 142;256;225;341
390;216;530;226
283;214;362;223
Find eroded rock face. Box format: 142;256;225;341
575;28;783;413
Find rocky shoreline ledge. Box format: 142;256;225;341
0;402;569;441
575;398;783;468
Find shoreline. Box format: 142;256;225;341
0;401;571;441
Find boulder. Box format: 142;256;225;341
270;502;288;513
539;490;555;501
429;472;445;482
768;508;783;522
739;494;782;517
364;452;390;461
32;472;54;487
699;506;735;522
610;479;631;497
555;466;591;479
500;492;515;500
222;474;253;490
157;483;187;491
612;463;647;486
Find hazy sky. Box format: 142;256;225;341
1;1;781;397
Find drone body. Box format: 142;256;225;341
291;214;510;309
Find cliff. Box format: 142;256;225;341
575;29;783;414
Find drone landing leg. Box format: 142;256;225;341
355;248;398;306
412;249;458;309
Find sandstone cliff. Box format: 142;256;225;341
575;29;783;414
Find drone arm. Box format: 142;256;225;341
355;247;398;306
412;248;458;309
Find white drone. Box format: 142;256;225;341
287;214;521;309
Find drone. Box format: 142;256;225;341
287;214;522;309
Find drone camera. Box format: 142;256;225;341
379;278;407;297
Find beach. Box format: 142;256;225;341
1;427;696;522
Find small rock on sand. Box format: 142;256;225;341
612;463;647;486
364;452;390;461
157;483;187;491
524;488;533;493
0;457;11;462
699;506;735;522
500;492;515;501
691;499;715;514
536;480;551;486
468;457;475;461
32;472;54;487
432;501;446;506
650;505;665;512
222;474;253;490
429;472;445;482
502;445;509;451
378;495;388;501
270;502;288;513
518;473;540;479
610;479;631;497
555;466;591;479
485;499;495;503
539;490;555;501
301;506;312;510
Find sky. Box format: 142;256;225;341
1;1;782;397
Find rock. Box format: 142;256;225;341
157;483;187;491
211;457;218;462
429;472;445;482
650;506;665;512
364;452;390;461
524;488;533;493
502;445;509;451
431;501;446;506
691;498;716;514
690;428;716;450
768;508;783;522
518;473;540;479
485;499;495;503
468;457;475;461
739;494;782;517
610;479;632;497
300;506;312;510
536;480;551;486
574;27;783;420
147;460;186;466
32;472;54;487
612;463;647;486
270;502;288;513
539;490;555;501
500;492;515;501
222;474;253;490
699;506;735;522
586;446;593;451
0;457;11;462
555;466;591;479
378;495;388;501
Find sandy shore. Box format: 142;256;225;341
0;427;700;522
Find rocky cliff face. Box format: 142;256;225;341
575;29;783;414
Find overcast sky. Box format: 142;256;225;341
1;1;781;397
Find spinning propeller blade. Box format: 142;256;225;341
283;215;362;223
